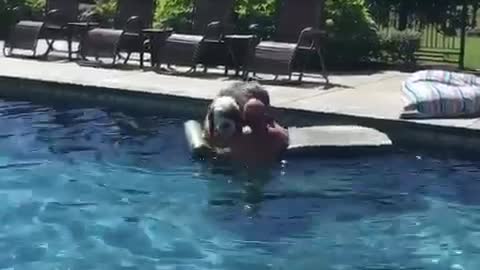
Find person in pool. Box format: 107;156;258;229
227;98;290;167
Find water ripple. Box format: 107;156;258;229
0;161;44;170
0;99;478;269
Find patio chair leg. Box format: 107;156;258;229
2;47;9;57
318;50;329;85
242;70;248;81
274;75;279;81
298;73;304;82
203;66;207;73
43;39;54;57
140;51;144;69
124;53;131;64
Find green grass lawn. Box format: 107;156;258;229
416;26;480;70
465;36;480;70
414;36;480;70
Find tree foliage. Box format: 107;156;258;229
155;0;193;29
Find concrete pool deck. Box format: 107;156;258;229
1;40;480;154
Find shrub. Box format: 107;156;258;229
92;0;117;26
25;0;45;18
0;0;110;39
153;0;277;37
379;29;421;66
0;0;44;39
154;0;193;31
233;0;277;39
323;0;381;68
153;0;381;69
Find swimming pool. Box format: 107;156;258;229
0;98;479;270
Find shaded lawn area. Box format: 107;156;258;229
465;36;480;70
416;36;480;70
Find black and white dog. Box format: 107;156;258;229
203;81;270;148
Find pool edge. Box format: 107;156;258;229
1;75;480;157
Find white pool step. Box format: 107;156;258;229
287;125;393;156
185;120;393;158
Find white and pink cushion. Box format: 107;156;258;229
401;70;480;119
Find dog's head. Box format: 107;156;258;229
206;96;243;143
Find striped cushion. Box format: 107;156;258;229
401;70;480;118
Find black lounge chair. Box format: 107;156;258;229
79;0;155;67
3;0;80;58
191;0;236;35
157;0;236;72
247;0;329;84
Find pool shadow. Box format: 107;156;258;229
245;75;342;90
76;59;145;71
151;66;260;83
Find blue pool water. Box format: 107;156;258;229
0;99;480;270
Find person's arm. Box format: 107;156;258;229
270;124;290;158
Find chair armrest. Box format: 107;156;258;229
248;23;275;41
248;24;261;35
123;16;144;34
204;21;223;41
297;27;327;49
78;9;98;24
45;9;70;26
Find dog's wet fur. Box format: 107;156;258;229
216;81;271;110
204;82;272;147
